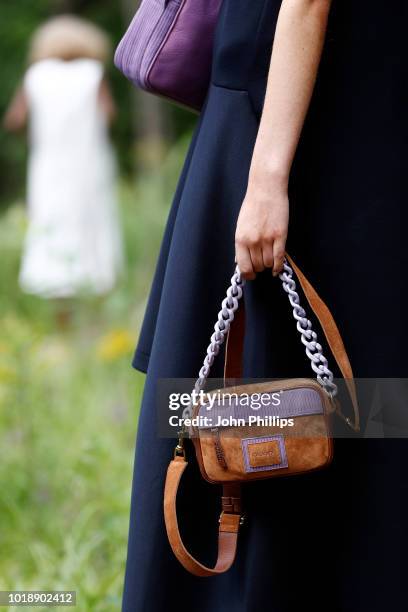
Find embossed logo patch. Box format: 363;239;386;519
247;440;281;468
241;435;288;473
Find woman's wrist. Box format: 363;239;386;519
247;161;289;196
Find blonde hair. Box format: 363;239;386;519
28;15;111;64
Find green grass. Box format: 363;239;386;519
0;135;189;611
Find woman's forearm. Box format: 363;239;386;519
235;0;332;279
249;0;332;185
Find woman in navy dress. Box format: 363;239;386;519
123;1;408;610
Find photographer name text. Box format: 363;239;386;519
169;415;294;428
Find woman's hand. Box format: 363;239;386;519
235;171;289;280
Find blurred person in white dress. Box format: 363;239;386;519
4;15;123;304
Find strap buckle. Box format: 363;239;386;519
173;445;185;459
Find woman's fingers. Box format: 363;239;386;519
262;241;274;269
249;245;264;273
272;236;286;276
236;238;287;280
236;242;256;280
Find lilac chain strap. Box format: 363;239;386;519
182;258;337;420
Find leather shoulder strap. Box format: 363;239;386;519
164;456;242;576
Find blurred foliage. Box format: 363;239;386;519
0;3;195;602
0;134;190;610
0;0;195;206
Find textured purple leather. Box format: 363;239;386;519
114;0;223;111
241;436;289;473
197;388;324;426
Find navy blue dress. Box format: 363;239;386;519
123;1;408;610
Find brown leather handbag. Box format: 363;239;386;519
164;255;360;576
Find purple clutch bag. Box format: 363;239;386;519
114;0;223;112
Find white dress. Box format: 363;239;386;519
20;58;123;298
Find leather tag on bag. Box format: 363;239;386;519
247;440;281;468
